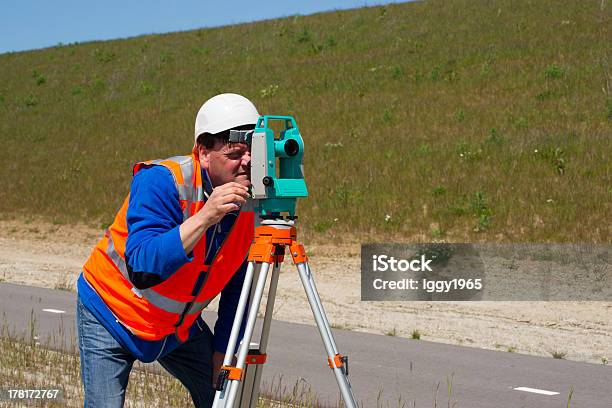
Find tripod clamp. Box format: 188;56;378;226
329;354;349;376
215;349;269;391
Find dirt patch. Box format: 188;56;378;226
1;219;610;364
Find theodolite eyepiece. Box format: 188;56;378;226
228;129;254;146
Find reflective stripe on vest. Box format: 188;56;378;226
105;225;212;315
140;156;204;220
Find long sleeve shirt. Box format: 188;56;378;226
77;164;247;363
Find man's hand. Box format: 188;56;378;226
179;182;249;254
198;182;249;227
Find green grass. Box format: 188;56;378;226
0;0;610;242
386;327;398;336
551;350;568;359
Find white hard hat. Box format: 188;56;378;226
194;93;260;141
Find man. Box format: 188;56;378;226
77;93;259;407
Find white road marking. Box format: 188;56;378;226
42;308;65;314
513;387;559;396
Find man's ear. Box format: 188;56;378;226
197;143;211;170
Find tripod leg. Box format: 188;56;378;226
246;261;281;407
213;261;257;408
303;263;339;355
214;262;272;408
233;261;262;407
238;261;281;407
222;261;256;364
259;261;281;353
295;261;358;408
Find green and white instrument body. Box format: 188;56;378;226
250;115;308;217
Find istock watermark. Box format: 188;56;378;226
361;243;611;301
372;254;433;272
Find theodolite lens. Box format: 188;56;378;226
284;139;299;156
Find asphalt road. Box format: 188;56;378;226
1;282;610;407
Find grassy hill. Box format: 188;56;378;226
0;0;609;242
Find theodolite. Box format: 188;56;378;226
214;116;357;408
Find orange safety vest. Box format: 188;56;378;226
83;154;254;342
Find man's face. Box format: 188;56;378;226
198;140;251;188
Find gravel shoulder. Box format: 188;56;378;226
1;219;610;364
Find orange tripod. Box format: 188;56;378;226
212;219;357;407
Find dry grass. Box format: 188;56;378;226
0;332;329;407
0;317;197;407
0;313;439;407
0;311;349;407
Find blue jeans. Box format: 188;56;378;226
77;298;215;407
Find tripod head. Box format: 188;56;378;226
230;115;308;219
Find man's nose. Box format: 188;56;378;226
241;150;251;166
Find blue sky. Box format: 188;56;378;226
1;0;408;54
